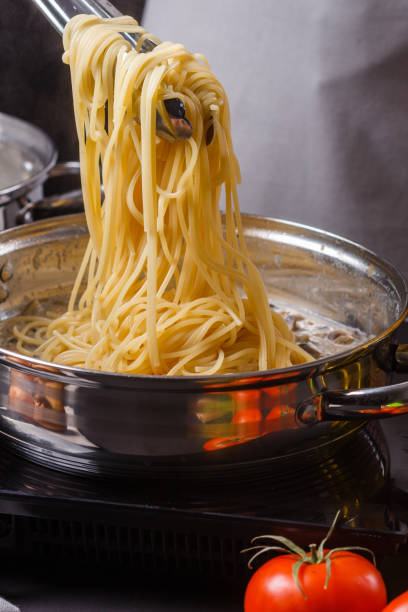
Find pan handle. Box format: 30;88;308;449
16;161;83;223
297;379;408;425
47;160;81;178
393;344;408;372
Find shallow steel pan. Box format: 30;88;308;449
0;213;407;475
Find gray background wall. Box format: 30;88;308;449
144;0;408;281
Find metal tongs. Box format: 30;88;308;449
31;0;193;142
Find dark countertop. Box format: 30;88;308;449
2;563;242;611
2;522;408;611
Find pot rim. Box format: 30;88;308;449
1;213;407;390
0;112;58;204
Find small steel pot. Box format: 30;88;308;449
0;112;81;228
0;214;407;475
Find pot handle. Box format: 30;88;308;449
393;344;408;372
300;381;408;422
297;349;408;425
16;161;82;223
47;161;80;178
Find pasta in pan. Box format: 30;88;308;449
14;15;311;375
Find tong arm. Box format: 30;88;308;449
31;0;192;140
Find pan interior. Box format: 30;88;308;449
244;216;407;344
0;213;405;366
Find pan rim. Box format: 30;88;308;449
0;212;406;390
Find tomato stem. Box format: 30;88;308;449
309;543;318;564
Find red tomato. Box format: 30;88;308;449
383;591;408;611
244;550;387;612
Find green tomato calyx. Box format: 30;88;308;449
242;510;376;599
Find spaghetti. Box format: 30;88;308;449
14;15;311;375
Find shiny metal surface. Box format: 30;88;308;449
394;344;408;371
30;0;193;142
298;380;408;424
0;214;407;470
0;112;57;208
31;0;155;49
16;161;82;224
0;114;87;232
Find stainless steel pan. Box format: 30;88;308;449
0;213;407;474
0;112;82;228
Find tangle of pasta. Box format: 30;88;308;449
14;15;311;375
